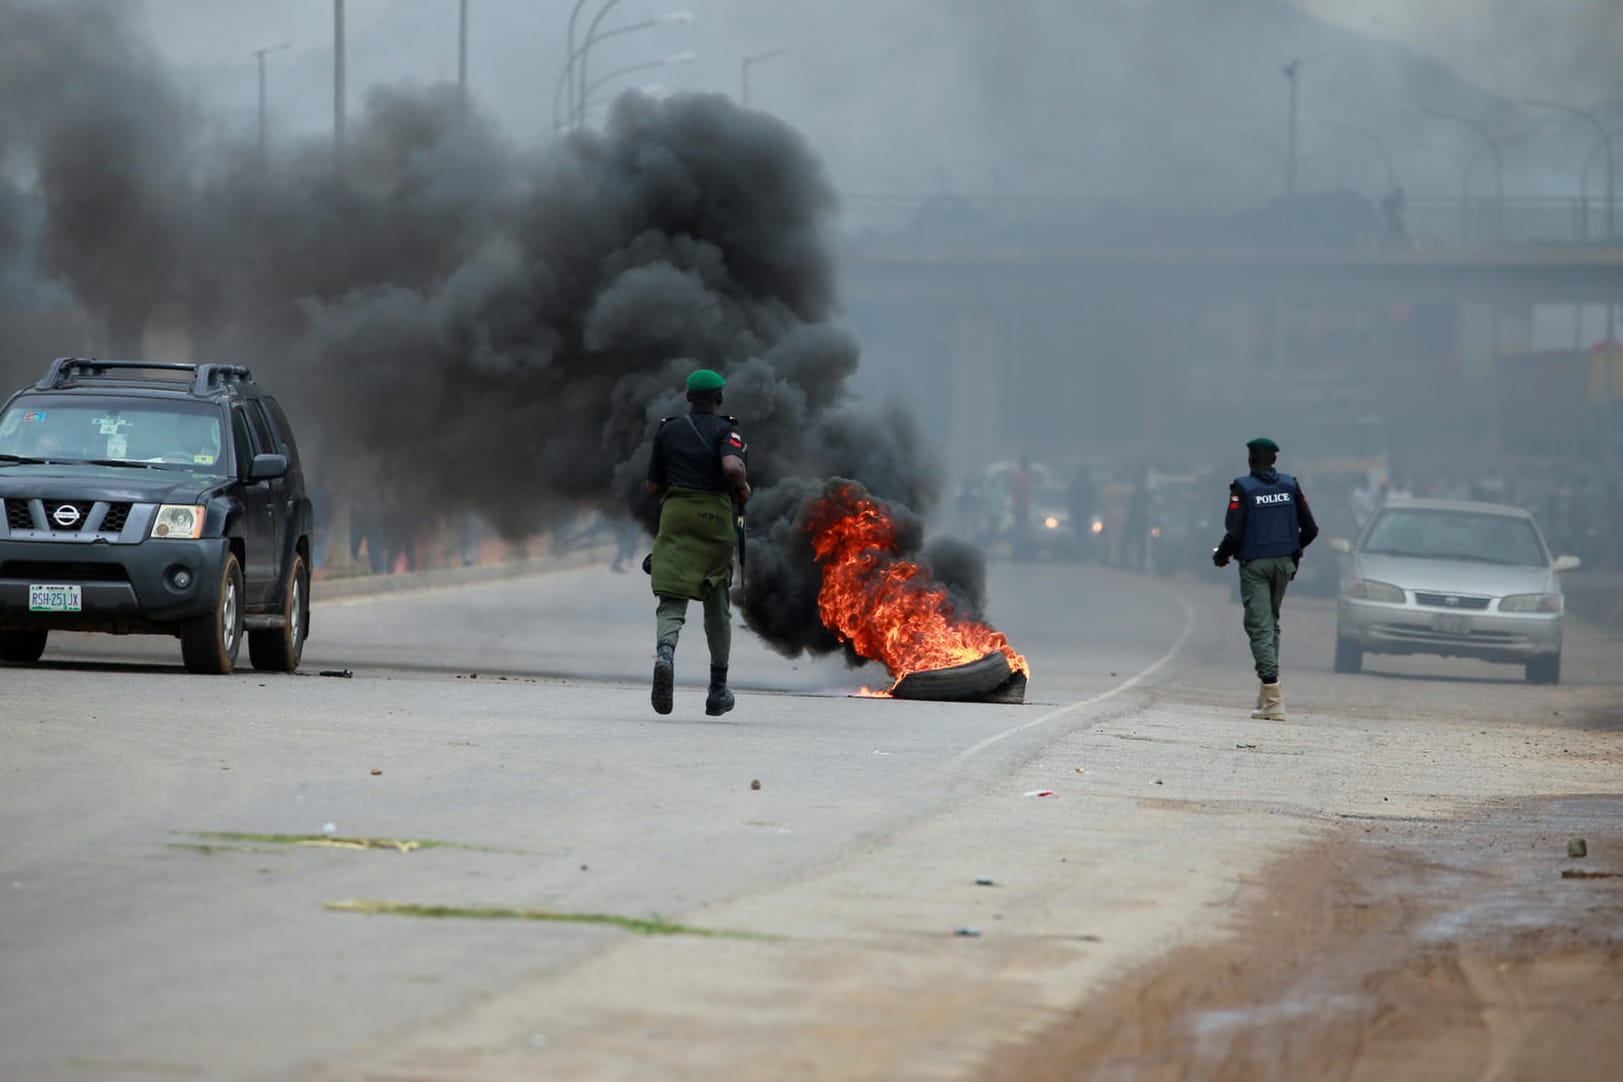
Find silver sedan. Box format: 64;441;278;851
1331;499;1580;684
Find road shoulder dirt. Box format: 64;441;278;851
975;796;1623;1082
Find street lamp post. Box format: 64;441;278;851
552;12;693;133
333;0;346;177
458;0;469;117
1420;107;1504;244
1525;97;1614;243
1282;60;1300;196
581;52;697;113
1579;128;1623;243
251;41;291;165
577;0;629;128
563;0;595;133
740;48;789;107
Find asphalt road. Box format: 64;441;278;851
1;558;1618;1081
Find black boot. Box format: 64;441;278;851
651;641;675;716
705;664;735;717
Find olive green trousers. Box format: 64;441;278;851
1238;555;1295;682
655;584;731;669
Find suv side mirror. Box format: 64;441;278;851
248;453;288;481
1552;555;1581;572
1329;538;1353;554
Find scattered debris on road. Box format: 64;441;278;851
1024;789;1056;798
1237;743;1258;750
1560;869;1616;880
1568;837;1588;858
370;768;383;776
954;926;982;937
975;876;995;886
319;669;353;679
750;779;762;790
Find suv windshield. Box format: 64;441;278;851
0;395;227;473
1361;509;1548;567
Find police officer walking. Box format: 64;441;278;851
1212;438;1318;721
645;369;751;717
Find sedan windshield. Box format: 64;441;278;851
0;396;226;472
1362;508;1548;567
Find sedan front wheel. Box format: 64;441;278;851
1525;652;1561;685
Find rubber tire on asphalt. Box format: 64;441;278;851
181;553;245;675
1525;652;1561;685
891;651;1012;701
1333;635;1363;674
249;553;308;673
0;629;48;663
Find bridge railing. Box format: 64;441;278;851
838;192;1623;249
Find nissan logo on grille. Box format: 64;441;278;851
52;504;82;527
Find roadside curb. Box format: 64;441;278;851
311;544;617;603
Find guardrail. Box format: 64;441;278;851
837;193;1623;249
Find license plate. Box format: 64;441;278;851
28;584;81;613
1432;613;1471;635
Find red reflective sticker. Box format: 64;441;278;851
1228;496;1240;510
728;433;743;447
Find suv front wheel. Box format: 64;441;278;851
0;629;49;664
249;553;309;673
182;553;245;674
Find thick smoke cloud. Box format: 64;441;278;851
0;0;974;670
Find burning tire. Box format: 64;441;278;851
891;652;1013;702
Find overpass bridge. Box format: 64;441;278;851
831;216;1623;477
838;243;1623;306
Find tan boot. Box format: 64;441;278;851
1255;681;1267;711
1251;682;1285;721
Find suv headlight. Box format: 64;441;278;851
1346;579;1405;603
1500;593;1561;613
151;504;205;539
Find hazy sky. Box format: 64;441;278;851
137;0;1621;105
120;0;1623;215
1296;0;1623;103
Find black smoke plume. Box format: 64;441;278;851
0;0;984;671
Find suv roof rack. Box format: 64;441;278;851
36;357;256;395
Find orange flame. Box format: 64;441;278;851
805;481;1029;684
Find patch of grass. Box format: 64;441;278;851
182;831;527;854
323;898;774;940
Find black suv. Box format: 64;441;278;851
0;358;313;673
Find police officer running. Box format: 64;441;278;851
645;369;751;717
1212;438;1318;721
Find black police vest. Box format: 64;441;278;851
1234;472;1301;561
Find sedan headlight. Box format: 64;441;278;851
1500;593;1562;613
1043;515;1060;530
151;504;205;539
1345;579;1405;603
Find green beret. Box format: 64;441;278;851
1246;437;1280;454
686;369;726;393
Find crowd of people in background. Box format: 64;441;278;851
955;455;1623;575
305;457;1623;583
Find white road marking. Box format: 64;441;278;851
953;584;1199;764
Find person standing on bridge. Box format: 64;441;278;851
1212;438;1318;721
645;369;751;717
